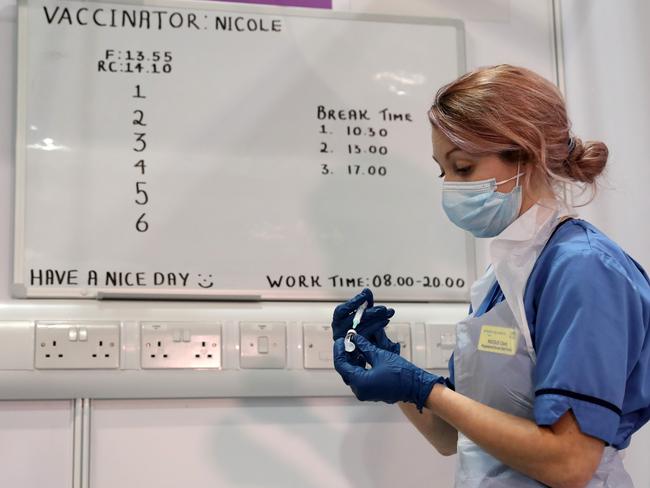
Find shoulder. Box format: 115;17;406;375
539;219;626;267
527;219;648;296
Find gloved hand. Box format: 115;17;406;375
333;334;445;412
331;288;400;356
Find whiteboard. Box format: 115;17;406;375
14;0;474;301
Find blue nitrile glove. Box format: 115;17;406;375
331;288;399;367
333;334;444;412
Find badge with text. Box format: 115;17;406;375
477;325;518;356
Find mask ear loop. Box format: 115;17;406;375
495;163;525;187
515;162;522;188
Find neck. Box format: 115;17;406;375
519;187;556;217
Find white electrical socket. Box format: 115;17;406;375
140;322;222;369
425;323;457;369
303;323;333;369
386;323;412;361
34;321;120;369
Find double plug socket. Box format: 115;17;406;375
140;322;222;369
34;321;120;369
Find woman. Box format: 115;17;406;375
332;65;650;487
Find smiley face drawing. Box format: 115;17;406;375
198;274;214;288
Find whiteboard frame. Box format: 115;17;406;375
13;0;474;302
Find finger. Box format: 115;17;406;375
366;306;395;321
355;318;390;338
361;288;374;308
351;334;380;366
333;338;361;382
332;288;374;320
372;329;400;354
362;306;392;321
353;305;394;337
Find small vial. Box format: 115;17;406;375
344;329;357;352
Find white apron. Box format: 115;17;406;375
454;200;634;487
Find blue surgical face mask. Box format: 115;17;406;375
442;167;525;238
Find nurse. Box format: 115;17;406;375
332;64;650;487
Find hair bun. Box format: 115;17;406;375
563;138;608;184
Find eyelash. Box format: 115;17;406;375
439;167;471;179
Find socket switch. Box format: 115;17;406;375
240;322;286;369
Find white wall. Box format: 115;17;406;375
561;1;650;485
0;1;567;487
0;401;74;488
561;0;650;270
90;397;452;488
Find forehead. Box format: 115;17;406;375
431;127;455;157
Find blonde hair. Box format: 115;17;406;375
428;64;608;200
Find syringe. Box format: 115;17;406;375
344;301;367;353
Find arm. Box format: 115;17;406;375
398;402;458;456
426;384;604;488
334;334;608;488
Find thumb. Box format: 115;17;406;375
333;338;360;383
351;334;380;366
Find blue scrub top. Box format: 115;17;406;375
447;219;650;449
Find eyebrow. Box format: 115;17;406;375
432;147;461;165
446;148;461;159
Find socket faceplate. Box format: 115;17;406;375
34;321;120;369
140;322;222;369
